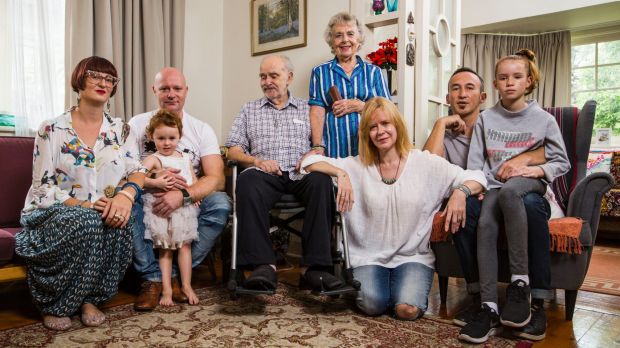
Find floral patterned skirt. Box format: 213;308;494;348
15;204;133;317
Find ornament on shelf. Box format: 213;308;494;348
406;11;415;66
372;0;385;15
386;0;398;12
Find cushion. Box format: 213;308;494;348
0;227;21;263
543;106;580;214
0;137;34;228
587;150;614;176
601;189;620;217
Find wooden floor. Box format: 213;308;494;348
2;257;620;347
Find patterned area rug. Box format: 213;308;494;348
0;284;519;347
582;245;620;296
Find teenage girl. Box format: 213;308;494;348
142;109;200;306
458;49;570;344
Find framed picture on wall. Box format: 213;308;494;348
251;0;307;56
595;128;612;146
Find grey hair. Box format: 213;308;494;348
324;12;365;54
261;54;295;73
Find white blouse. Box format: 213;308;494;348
301;150;487;269
22;109;146;214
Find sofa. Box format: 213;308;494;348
598;150;620;239
0;136;34;282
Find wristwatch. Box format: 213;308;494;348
180;188;192;206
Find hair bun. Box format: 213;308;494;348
515;48;536;61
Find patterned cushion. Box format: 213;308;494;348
543;106;580;214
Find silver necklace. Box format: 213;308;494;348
379;157;401;185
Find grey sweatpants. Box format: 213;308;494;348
477;177;547;304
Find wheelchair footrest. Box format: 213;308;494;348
311;284;357;297
234;287;276;296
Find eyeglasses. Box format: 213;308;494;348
85;70;120;87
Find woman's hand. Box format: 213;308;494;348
101;193;133;228
336;171;354;212
153;175;175;191
332;99;364;117
442;189;467;233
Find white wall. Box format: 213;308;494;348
461;0;615;29
183;0;224;141
221;0;350;143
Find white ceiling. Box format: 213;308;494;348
462;1;620;34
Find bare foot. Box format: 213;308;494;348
395;304;421;320
81;303;106;327
182;286;199;305
160;290;174;306
42;315;71;331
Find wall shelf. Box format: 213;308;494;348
365;12;399;28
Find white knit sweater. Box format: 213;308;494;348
301;149;487;269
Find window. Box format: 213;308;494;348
0;0;65;136
572;29;620;147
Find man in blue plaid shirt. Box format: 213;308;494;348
225;55;342;292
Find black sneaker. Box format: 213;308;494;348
500;279;531;327
458;304;501;344
453;296;481;327
513;304;547;341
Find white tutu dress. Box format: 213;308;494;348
143;152;199;250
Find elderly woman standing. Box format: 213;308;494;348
301;97;487;320
309;12;391;158
15;56;146;330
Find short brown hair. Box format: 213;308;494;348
71;56;119;96
146;109;183;138
494;48;540;96
358;97;412;166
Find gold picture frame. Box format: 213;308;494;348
251;0;307;56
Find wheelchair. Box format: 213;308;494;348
225;160;360;297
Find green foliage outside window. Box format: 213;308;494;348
572;39;620;137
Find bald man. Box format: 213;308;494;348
129;67;231;311
225;55;342;292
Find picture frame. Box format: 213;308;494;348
595;128;612;146
251;0;307;56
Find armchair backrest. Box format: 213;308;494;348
543;100;596;213
0;136;35;228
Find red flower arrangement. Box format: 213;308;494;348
366;37;398;70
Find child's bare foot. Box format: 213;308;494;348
182;286;199;305
159;290;174;306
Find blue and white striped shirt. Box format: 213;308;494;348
309;55;391;158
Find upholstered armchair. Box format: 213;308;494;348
431;100;615;320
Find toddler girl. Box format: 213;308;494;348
142;109;200;306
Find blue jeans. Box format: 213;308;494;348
132;191;231;282
353;262;434;317
454;191;552;301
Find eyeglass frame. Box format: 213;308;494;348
85;70;121;87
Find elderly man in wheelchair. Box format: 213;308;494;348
224;54;356;296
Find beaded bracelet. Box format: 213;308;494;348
454;184;472;198
121;181;142;201
311;144;326;151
